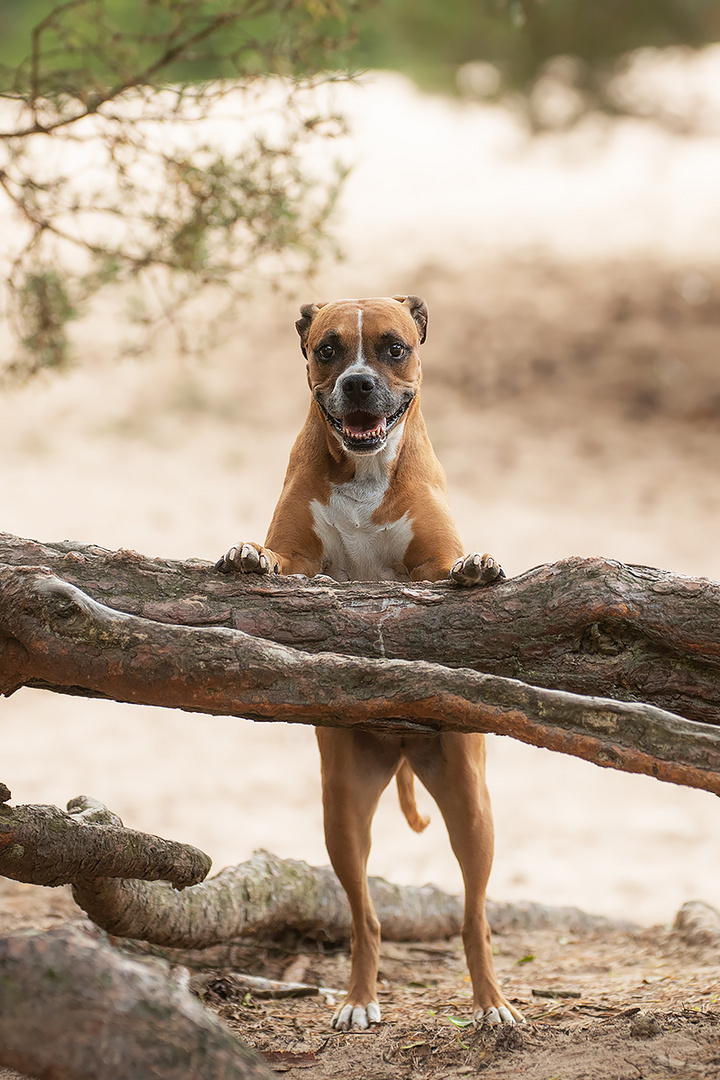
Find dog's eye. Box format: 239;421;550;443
388;343;405;360
317;344;335;361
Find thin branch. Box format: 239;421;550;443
14;6;268;138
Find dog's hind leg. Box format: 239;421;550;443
407;731;523;1026
316;727;402;1030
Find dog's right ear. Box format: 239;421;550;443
296;302;325;358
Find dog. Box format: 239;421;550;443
217;296;521;1030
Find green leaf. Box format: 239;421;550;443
447;1016;474;1028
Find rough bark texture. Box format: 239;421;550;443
0;793;480;948
0;923;275;1080
120;885;637;973
0;791;211;888
71;849;468;948
2;532;719;724
1;553;719;797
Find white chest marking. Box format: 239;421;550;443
310;422;413;582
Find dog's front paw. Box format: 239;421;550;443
215;542;278;575
450;552;505;587
332;1000;381;1031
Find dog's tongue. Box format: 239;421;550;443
343;412;387;438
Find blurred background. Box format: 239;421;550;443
1;1;719;925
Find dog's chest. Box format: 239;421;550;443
310;454;412;582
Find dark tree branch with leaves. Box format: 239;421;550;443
0;0;358;378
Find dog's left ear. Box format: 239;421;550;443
296;301;327;358
394;295;428;345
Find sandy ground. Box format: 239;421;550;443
2;71;720;934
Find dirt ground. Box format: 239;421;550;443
2;69;720;1078
1;879;719;1080
208;928;720;1080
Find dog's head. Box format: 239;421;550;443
296;295;428;455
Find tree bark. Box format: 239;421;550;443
72;848;466;948
0;923;275;1080
0;791;211;888
1;531;718;725
1;555;719;797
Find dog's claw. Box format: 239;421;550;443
474;1003;524;1026
240;543;258;570
332;1000;381;1031
451;552;505;587
483;1007;503;1026
215;542;275;575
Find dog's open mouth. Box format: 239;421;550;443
320;398;412;452
342;411;387;447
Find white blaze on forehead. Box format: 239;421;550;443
330;303;374;391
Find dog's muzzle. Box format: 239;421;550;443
318;396;413;453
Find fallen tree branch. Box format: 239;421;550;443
0;792;635;950
116;866;637;969
0;790;211;888
0;787;466;946
191;972;326;999
73;847;468;948
77;840;638;952
0;923;274;1080
1;564;719;797
124;881;640;969
2;532;719;724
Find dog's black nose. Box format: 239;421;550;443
341;373;375;398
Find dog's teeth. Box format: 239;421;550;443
343;425;385;441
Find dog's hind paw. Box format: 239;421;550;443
215;542;278;575
332;1000;381;1031
450;552;505;587
474;1002;525;1026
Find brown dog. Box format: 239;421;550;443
217;296;521;1029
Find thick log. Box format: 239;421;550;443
73;848;466;948
0;563;719;797
0;924;274;1080
124;890;635;971
0;790;211;888
1;531;719;724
